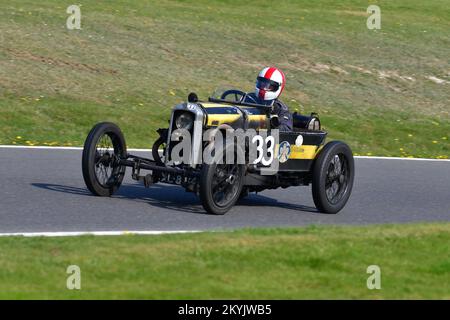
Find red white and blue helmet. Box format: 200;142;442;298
255;67;286;101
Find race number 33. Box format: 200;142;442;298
252;135;274;165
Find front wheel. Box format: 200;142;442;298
82;122;127;196
311;141;354;214
199;144;244;215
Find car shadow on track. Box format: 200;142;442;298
31;183;318;215
31;182;205;214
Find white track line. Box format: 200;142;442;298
0;230;201;237
1;145;448;162
354;156;449;162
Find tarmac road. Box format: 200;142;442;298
0;147;449;233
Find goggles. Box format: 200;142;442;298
256;77;280;92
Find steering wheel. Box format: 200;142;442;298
220;89;247;102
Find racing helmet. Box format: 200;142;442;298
255;67;286;101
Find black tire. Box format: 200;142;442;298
82;122;127;197
199;144;244;215
152;136;166;166
312;141;354;214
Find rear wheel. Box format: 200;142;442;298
82;122;127;196
199;144;244;215
312;141;354;214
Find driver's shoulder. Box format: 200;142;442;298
274;98;289;110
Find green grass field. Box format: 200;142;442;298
0;0;448;158
0;223;448;299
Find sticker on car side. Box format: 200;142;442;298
278;141;291;163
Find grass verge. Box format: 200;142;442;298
0;223;449;299
0;0;449;158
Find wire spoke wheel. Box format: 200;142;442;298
325;154;349;204
200;143;244;215
211;164;241;207
82;122;127;197
94;134;117;187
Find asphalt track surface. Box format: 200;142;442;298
0;147;449;233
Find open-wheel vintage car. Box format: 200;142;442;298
82;87;355;215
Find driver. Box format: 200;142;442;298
245;67;293;131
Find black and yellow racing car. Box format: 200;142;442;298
82;87;355;215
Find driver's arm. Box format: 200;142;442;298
272;100;293;131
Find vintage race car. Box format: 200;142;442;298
82;87;355;215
